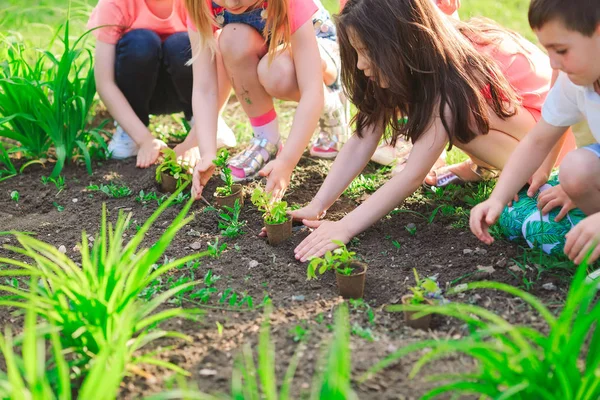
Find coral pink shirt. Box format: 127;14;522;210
88;0;189;44
474;35;553;115
187;0;318;34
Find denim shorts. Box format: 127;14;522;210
583;142;600;157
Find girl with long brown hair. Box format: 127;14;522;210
186;0;347;201
293;0;575;261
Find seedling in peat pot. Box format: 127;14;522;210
212;149;244;208
401;268;447;329
307;240;367;299
251;187;292;245
155;148;192;193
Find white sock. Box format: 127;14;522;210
252;117;280;145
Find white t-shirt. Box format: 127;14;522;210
542;72;600;144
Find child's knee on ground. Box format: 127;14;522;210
559;149;600;213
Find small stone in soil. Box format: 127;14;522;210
248;260;259;269
292;295;305;301
476;265;495;274
198;369;217;376
72;198;78;203
58;245;67;254
463;248;473;255
406;222;416;230
190;241;202;250
542;283;557;291
474;247;488;255
187;229;202;237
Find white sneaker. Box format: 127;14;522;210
108;125;139;159
187;116;237;149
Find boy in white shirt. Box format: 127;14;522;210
470;0;600;264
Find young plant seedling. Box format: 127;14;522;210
207;237;227;258
213;148;234;196
407;268;446;305
87;183;132;198
155;148;192;192
251;187;292;245
41;175;66;194
307;240;358;279
10;190;19;202
218;199;246;239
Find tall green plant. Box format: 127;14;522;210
0;12;107;177
362;255;600;399
0;186;207;374
0;280;129;399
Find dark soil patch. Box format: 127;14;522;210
0;154;572;398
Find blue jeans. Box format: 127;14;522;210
115;29;193;126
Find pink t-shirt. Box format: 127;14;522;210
474;34;553;115
187;0;318;34
88;0;189;44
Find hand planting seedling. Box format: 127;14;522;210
218;199;246;239
306;240;368;299
251;186;292;245
155;148;192;193
401;268;448;329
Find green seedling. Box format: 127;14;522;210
9;190;18;202
207;238;227;258
52;201;64;212
289;323;309;343
219;199;247;238
87;182;132;198
405;223;417;236
408;268;446;305
351;323;376;342
212;148;234;196
251;187;289;225
41;175;66;193
307;240;359;280
155;148;192;189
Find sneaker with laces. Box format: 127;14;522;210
108;125;139;159
310;90;349;159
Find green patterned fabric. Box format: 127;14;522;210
498;174;586;255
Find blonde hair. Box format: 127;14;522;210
185;0;292;63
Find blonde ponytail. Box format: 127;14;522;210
185;0;217;62
263;0;291;63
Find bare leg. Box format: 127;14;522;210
559;149;600;215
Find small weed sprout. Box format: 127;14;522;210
41;175;66;193
207;237;227;258
9;190;18;202
251;187;289;224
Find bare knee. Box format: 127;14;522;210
559;149;598;198
257;55;297;99
218;24;263;65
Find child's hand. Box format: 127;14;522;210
564;212;600;264
537;184;576;222
527;169;550;197
174;144;201;173
191;158;216;200
294;220;352;262
469;198;505;245
290;199;327;221
137;138;168;168
259;159;293;202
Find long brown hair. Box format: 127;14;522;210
336;0;522;148
185;0;291;62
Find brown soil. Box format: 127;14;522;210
0;152;572;399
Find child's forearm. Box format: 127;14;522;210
537;129;569;176
490;120;568;204
192;90;219;160
342;167;425;238
278;86;323;168
96;82;153;144
312;126;382;212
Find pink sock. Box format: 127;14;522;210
230;109;280;178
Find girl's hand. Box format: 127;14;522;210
174;144;201;172
564;213;600;264
137;138;168;168
537;184;576;222
294;220;352;262
469;198;505;245
290;199;327;221
259;159;294;202
191;158;216;200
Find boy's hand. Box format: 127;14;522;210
537;184;576;222
564;213;600;264
259;159;293;202
294;220;352;262
527;169;550;197
470;198;505;245
191;158;216;200
137;138;168;168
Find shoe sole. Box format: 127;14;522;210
309;149;339;159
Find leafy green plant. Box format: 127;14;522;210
155;147;192;189
87;182;132;198
0;187;207;375
307;240;358;280
0;142;17;182
0;12;109;177
218;199;246;238
408;268;446;305
362;255;600;400
0;281;130;399
207;237;227;258
250;187;289;225
52;201;64;212
9;190;18;202
212;148;234;196
289;323;309;343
